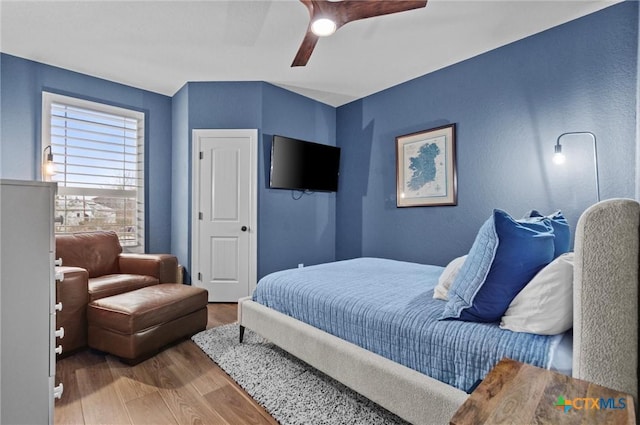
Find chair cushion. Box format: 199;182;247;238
56;231;122;278
89;274;158;302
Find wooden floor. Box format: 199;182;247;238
54;303;278;425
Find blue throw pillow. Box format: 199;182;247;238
525;210;570;258
441;209;555;323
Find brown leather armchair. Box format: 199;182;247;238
55;231;179;356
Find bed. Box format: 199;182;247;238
237;199;639;425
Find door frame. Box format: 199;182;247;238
191;128;258;296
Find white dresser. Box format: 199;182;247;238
0;179;62;424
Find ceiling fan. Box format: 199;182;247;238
292;0;428;67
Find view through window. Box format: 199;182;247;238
42;92;145;250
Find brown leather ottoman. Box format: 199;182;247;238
87;284;208;363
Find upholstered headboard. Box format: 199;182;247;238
573;198;639;402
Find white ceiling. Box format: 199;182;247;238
0;0;621;107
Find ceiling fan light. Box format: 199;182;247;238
311;18;337;37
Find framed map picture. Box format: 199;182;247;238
396;123;457;207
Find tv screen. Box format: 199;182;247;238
270;135;341;192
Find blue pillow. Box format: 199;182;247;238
525;210;570;258
441;209;555;323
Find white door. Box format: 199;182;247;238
192;129;257;302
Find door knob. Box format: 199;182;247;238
241;226;248;232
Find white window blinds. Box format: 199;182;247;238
42;92;145;251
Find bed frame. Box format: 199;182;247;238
238;198;639;425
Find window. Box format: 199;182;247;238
42;92;145;251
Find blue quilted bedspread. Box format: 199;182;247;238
253;257;555;392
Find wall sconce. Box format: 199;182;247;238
553;131;600;202
42;145;55;181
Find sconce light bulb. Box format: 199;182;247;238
553;143;565;165
553;152;566;165
42;146;55;181
44;160;55;176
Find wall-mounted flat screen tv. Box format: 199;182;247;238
270;135;341;192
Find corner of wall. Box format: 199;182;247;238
170;83;191;281
636;3;640;201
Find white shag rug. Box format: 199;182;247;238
192;324;409;425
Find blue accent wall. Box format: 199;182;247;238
170;81;337;281
171;81;262;283
260;83;337;277
0;53;173;254
335;1;638;266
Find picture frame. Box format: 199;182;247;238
396;123;457;207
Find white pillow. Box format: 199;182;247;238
500;252;574;335
433;255;467;300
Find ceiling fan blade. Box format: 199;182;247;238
290;0;427;67
337;0;427;26
292;31;319;67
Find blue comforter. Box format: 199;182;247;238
253;257;555;392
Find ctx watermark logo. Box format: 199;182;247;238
554;395;627;413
